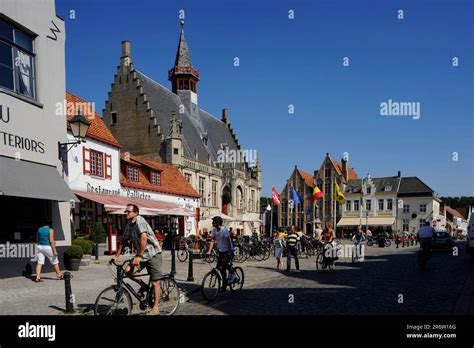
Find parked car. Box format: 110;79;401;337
432;231;455;250
467;213;474;257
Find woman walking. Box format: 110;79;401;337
274;233;284;270
35;220;63;282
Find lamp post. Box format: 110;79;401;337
58;111;90;158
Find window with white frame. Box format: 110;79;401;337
403;205;410;213
419;219;426;228
366;199;372;211
150;171;161;185
199;177;205;205
127;165;139;182
387;199;393;210
354;200;359;211
378;199;384;211
420;204;427;213
403;222;409;231
90;150;103;177
211;180;217;207
184;173;192;184
346;200;351;211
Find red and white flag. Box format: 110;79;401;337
272;186;281;206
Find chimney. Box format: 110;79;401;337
341;157;349;182
397;171;401;177
222;108;229;125
121;40;132;67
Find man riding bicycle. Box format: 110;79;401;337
207;216;234;292
111;204;163;315
417;221;436;258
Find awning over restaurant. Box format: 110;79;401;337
337;217;395;227
74;191;182;216
0;156;78;202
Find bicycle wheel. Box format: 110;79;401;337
159;277;180;315
201;269;221;301
316;253;325;273
262;247;271;261
94;286;133;316
384;239;391;247
177;249;188;262
229;267;244;294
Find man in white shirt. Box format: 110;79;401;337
417;221;436;250
208;216;234;291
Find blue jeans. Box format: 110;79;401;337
286;246;299;271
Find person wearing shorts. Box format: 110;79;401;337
112;204;163;315
274;233;284;269
35;220;63;282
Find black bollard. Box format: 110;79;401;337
171;237;176;275
95;243;99;260
63;272;74;313
187;251;194;282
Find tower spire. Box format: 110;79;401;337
168;19;200;95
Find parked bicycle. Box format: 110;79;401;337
201;257;244;301
94;259;180;315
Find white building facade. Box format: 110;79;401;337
0;0;76;278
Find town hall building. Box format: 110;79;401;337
102;21;262;232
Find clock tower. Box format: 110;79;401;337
168;20;200;118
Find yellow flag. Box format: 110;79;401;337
335;183;346;204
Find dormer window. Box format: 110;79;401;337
366;186;371;194
127;165;139;182
384;184;392;191
150;170;161;185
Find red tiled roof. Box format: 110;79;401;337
120;154;200;199
297;169;314;188
66;92;121;148
332;160;358;183
446;206;464;219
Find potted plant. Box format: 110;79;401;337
91;222;107;257
64;245;83;271
73;238;94;267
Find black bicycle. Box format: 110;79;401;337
418;241;432;269
201;256;244;301
94;259;180;315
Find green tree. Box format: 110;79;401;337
91;222;107;244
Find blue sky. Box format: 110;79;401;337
56;0;473;197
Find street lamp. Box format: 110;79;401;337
59;111;90;157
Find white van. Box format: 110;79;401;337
467;212;474;257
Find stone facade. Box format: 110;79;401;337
102;24;261;233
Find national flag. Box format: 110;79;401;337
335;183;346;204
271;186;281;206
312;186;323;201
291;187;302;205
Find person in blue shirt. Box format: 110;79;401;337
35;219;63;282
207;216;234;291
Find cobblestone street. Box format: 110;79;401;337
0;241;472;315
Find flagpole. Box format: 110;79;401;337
270;201;274;236
333;181;336;232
